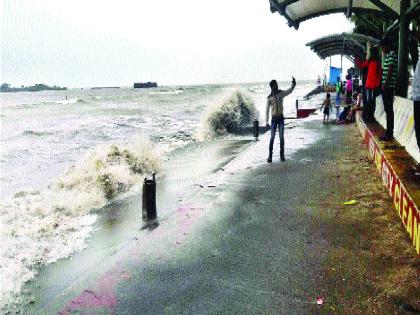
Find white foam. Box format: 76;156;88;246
0;135;160;310
41;98;80;105
200;90;258;139
149;89;183;95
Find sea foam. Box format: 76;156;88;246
0;135;160;310
200;90;258;139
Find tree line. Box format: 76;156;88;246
0;83;67;92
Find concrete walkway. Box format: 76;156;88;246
25;118;419;314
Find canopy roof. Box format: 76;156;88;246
269;0;400;29
306;32;380;61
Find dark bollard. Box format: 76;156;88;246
253;119;259;140
296;99;299;111
142;173;157;220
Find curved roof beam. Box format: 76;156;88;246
306;33;379;48
293;8;393;26
308;40;364;49
311;44;365;56
316;48;357;60
315;45;364;55
305;33;378;61
367;0;399;20
306;32;380;47
269;0;299;29
316;47;365;57
269;0;400;28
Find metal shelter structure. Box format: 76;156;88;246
269;0;401;29
306;33;380;63
269;0;420;97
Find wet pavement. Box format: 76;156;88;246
18;118;390;314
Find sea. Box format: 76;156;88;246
0;81;317;309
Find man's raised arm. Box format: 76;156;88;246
283;77;296;96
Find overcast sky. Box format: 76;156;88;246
1;0;354;87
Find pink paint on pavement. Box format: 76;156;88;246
174;204;205;244
58;268;131;314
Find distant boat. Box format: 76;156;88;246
134;82;158;88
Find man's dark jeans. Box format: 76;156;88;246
414;101;420;149
269;116;285;157
363;88;376;122
382;88;395;138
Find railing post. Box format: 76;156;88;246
253;119;259;140
142;173;157;220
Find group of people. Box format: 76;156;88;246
321;86;362;125
355;38;398;141
264;31;419;164
319;37;398;141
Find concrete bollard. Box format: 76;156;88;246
142;173;157;220
253;119;259;140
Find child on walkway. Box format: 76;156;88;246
321;93;332;124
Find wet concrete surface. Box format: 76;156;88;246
19;119;387;314
19;139;253;314
113;121;341;314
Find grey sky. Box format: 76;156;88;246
1;0;354;87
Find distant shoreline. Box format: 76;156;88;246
0;83;67;93
1;80;317;92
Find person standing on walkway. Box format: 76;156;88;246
380;38;398;141
266;77;296;163
335;77;341;119
345;74;353;104
322;93;332;124
356;44;382;123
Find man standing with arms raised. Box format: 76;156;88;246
266;77;296;163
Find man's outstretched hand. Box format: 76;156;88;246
292;76;296;85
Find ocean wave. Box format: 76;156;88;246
22;130;55;137
200;90;258;139
0;136;160;310
149;89;183;96
41;98;80;105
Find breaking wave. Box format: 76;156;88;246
0;136;160;310
22;130;56;137
200;90;258;138
149;89;183;96
41;98;81;105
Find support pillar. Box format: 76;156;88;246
397;0;410;97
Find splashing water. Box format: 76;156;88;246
0;136;160;309
200;90;258;139
0;82;315;310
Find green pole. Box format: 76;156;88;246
397;0;410;97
